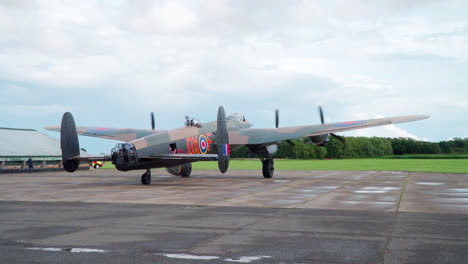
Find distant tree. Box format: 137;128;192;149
227;135;464;159
277;140;296;159
326;136;344;158
392;138;407;155
315;146;327;159
230;145;249;158
439;141;451;153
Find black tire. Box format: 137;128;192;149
262;159;274;178
181;164;192;177
141;172;151;185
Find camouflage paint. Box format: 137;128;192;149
46;111;429;172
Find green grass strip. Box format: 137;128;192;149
381;155;468;159
100;159;468;174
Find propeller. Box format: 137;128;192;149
150;112;155;130
318;106;346;143
331;133;346;143
275;109;279;128
319;106;325;124
275;109;295;146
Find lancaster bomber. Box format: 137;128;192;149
46;106;429;185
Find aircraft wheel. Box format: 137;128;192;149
141;171;151;185
181;163;192;177
262;159;274;178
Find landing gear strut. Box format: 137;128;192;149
141;169;151;185
262;158;274;178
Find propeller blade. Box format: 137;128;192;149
275;109;279;128
150;112;155;130
319;106;324;124
331;133;346;143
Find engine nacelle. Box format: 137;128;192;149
309;134;330;146
166;163;192;177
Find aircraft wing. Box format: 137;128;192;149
67;154;218;163
67;155;113;161
140;153;218;162
229;115;430;145
44;126;162;142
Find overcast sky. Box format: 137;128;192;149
1;0;467;154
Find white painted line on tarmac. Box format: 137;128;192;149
70;248;106;253
27;247;107;253
225;256;271;262
157;253;272;262
158;253;219;260
353;187;400;194
354;190;387;194
27;247;62;252
433;198;468;204
414;182;445;186
450;188;468;192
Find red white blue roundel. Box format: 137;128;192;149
199;135;208;154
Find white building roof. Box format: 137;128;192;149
0;127;62;156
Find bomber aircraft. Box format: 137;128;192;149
46;106;429;185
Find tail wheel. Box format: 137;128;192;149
262;159;274;178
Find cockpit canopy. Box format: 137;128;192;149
227;113;246;122
191;118;201;127
185;117;202;128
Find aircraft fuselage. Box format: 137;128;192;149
112;118;250;171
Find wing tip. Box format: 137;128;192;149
390;115;430;124
411;115;430;121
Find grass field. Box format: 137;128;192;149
380;155;468;159
102;159;468;173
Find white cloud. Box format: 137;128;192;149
0;0;466;153
120;1;199;34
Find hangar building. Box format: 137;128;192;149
0;127;88;172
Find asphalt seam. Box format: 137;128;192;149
395;171;411;214
383;171;411;263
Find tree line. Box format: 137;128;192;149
229;137;468;159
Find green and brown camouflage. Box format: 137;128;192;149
45;106;429;185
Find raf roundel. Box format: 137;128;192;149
199;135;208;154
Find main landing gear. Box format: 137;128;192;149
262;158;274;178
141;169;151;185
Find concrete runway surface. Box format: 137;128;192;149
0;169;467;263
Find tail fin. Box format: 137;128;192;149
217;106;229;173
61;112;80;172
